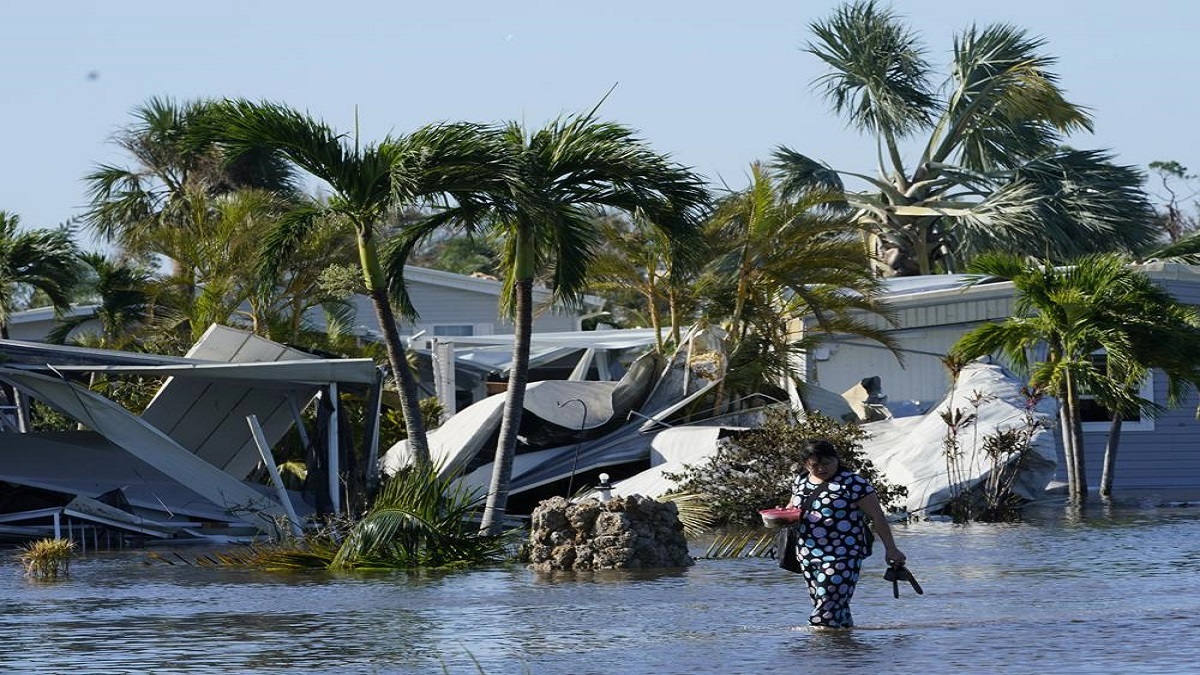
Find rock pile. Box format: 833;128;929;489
526;494;693;571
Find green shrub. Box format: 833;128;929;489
663;411;907;526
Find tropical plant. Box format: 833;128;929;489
220;465;510;571
1089;271;1200;498
694;163;899;406
0;212;82;338
197;100;509;468
950;252;1200;501
46;251;156;348
937;379;1049;523
392;111;710;534
775;0;1158;276
588;212;702;351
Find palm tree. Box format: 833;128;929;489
0;214;83;338
0;212;82;431
392;113;710;534
197;100;509;468
1090;274;1200;498
588;213;701;352
84;97;298;273
949;252;1200;502
775;0;1157;277
695;163;899;406
46;251;155;348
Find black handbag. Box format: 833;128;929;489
775;525;803;573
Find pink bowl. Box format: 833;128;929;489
758;507;801;527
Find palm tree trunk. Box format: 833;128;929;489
480;277;534;535
1099;413;1123;499
1057;381;1078;500
645;274;664;353
668;283;682;349
358;231;431;467
1064;375;1089;502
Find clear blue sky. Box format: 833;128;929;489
4;0;1195;245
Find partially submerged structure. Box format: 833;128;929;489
0;325;381;545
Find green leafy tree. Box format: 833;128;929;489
393;112;710;534
776;0;1157;276
1147;160;1199;244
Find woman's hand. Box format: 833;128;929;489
885;545;906;565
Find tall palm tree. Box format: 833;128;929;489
696;163;899;405
197;100;509;468
0;212;82;431
392;113;710;534
949;253;1200;502
775;0;1157;276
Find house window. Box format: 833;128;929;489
1078;353;1155;432
433;325;475;337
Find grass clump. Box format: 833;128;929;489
18;538;75;580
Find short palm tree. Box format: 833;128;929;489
392;113;710;534
776;0;1157;276
588;212;700;352
46;251;155;348
951;252;1200;501
0;212;82;338
84;96;298;274
696;163;899;405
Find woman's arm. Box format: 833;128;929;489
857;493;906;563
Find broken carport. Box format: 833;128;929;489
0;325;383;545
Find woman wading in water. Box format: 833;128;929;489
787;439;906;628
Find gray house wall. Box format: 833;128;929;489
10;267;596;345
350;269;591;339
805;263;1200;498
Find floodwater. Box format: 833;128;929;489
3;502;1199;675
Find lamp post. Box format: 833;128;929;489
557;398;588;499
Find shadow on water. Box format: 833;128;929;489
3;502;1199;674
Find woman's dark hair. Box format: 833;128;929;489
798;439;839;463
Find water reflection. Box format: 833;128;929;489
3;504;1199;674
